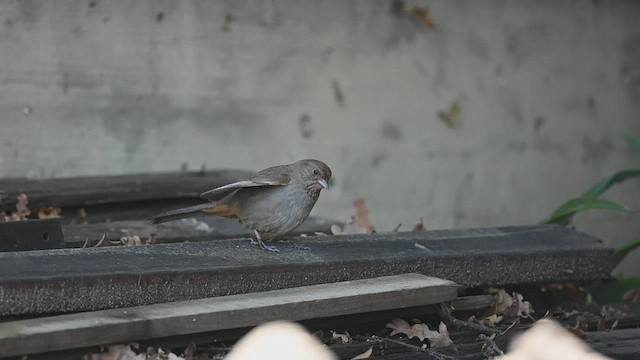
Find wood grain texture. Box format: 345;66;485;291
0;225;614;315
0;274;457;357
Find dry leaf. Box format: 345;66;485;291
428;322;453;348
353;198;374;233
351;346;373;360
38;206;62;219
412;218;427;232
331;198;375;235
332;331;351;343
495;289;514;315
482;314;504;326
386;319;452;347
387;318;431;341
514;293;534;319
116;234;142;246
16;193;30;220
83;344;145;360
495;290;534;321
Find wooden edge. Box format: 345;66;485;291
450;294;495;311
0;274;458;357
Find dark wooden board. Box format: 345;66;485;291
61;216;339;246
0;274;458;357
0;218;64;252
0;169;252;210
0;225;613;315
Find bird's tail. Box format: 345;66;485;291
148;203;215;224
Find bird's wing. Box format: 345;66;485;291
200;165;291;201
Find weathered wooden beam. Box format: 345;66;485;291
0;169;252;210
0;218;64;252
0;274;458;358
0;225;613;315
61;216;339;246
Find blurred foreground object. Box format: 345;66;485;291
226;321;337;360
498;319;610;360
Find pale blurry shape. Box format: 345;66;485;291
226;321;337;360
497;319;611;360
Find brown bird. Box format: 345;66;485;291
148;159;332;252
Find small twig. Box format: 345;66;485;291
435;304;501;336
500;318;520;336
93;232;106;248
478;334;504;358
393;223;402;232
82;237;89;249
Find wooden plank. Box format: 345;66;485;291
61;216;339;246
0;274;458;357
0;218;64;252
0;169;252;210
0;225;613;315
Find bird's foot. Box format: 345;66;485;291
258;240;280;252
251;229;280;252
284;239;311;251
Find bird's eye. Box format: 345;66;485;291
313;169;319;175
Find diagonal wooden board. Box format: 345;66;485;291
0;225;613;315
0;273;457;357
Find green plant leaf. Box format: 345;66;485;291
540;197;632;225
613;236;640;268
589;277;640;304
622;133;640;152
582;169;640;198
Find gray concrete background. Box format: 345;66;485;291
1;1;639;273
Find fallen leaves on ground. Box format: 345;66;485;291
112;234;142;246
494;289;534;322
331;198;375;235
15;193;30;220
331;331;352;344
2;193;31;222
386;318;453;348
83;343;187;360
38;206;62;219
108;233;157;246
469;314;504;327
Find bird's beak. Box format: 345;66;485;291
318;179;329;189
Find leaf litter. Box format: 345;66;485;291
385;318;453;348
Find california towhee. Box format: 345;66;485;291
149;159;331;252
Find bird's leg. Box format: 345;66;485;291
251;229;280;253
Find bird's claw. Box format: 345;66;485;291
285;240;311;251
259;242;280;252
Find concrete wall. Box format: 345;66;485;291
1;1;639;273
